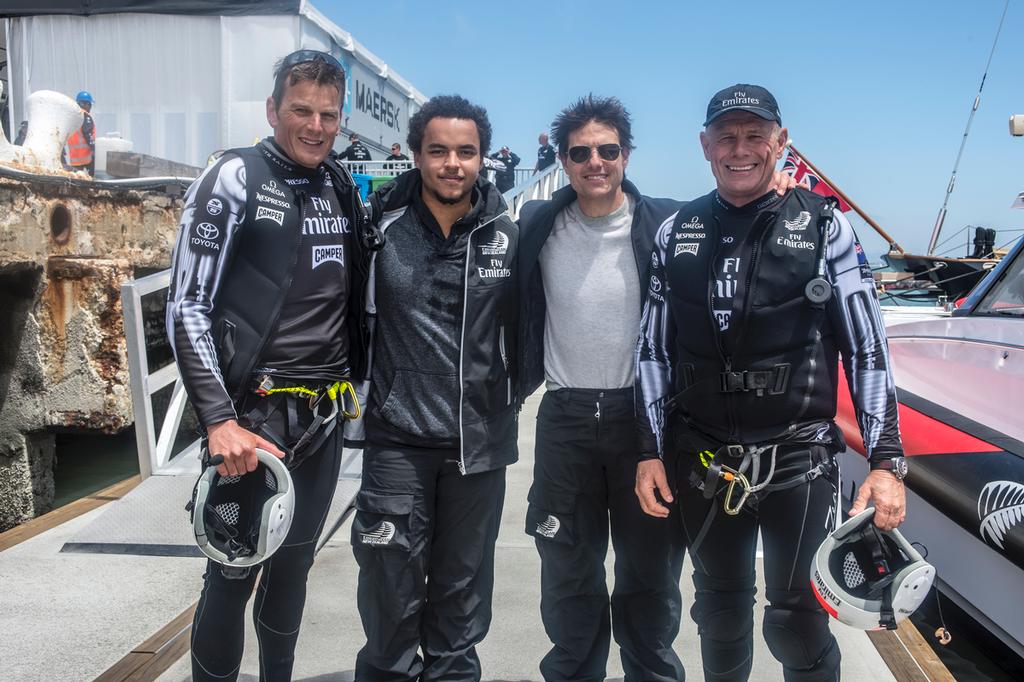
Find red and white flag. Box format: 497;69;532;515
781;149;852;213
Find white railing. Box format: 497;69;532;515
337;162;557;191
503;163;568;220
338;160;414;177
122;165;567;478
122;270;197;478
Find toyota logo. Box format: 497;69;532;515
196;222;220;240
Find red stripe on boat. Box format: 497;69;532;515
836;367;1000;457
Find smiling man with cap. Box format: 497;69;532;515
635;83;907;680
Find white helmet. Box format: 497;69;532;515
811;508;935;630
188;448;295;567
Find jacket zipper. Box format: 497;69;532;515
498;322;511;406
705;215;735;440
458;212;505;475
722;213;773;441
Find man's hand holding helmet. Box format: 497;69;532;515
207;419;286;477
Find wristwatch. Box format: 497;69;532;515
871;456;908;480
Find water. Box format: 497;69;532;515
52;428;140;508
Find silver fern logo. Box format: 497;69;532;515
360;521;396;546
536;514;560;539
978;481;1024;549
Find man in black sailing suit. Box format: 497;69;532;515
166;50;375;681
636;84;908;681
350;94;519;681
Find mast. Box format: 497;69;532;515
927;0;1009;254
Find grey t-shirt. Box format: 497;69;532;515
539;195;640;390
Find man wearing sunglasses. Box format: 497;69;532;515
636;84;905;681
517;95;801;681
515;95;686;682
166;50;376;681
350;94;518;681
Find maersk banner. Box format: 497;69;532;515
342;57;412;147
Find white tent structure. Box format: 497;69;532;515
1;1;427;167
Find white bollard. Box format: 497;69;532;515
0;84;86;171
21;90;86;170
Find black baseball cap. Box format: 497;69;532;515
704;84;781;126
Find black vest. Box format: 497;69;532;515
213;147;369;404
665;188;838;446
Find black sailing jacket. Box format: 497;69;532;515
356;170;520;474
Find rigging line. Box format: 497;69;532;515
927;0;1010;255
932;224;971;251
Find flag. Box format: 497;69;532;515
1011;191;1024;209
781;149;852;213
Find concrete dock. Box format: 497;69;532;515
2;392;897;681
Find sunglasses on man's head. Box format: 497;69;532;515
566;144;622;164
280;49;345;71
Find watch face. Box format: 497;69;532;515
894;458;908;479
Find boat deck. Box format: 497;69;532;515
2;393;925;681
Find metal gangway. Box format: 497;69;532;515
122;162;568;480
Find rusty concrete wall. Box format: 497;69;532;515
0;177;183;530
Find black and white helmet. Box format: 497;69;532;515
188;448;295;567
811;508;934;630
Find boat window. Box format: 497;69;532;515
974;253;1024;318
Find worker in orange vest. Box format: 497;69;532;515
66;91;96;176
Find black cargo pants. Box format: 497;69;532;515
526;388;686;682
352;443;506;682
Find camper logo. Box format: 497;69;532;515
312;245;345;270
536;515;560;539
256;206;285;226
675;243;699;257
206;198;223;216
360;521;396;546
978;480;1024;550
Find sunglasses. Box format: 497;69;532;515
280;49;345;71
567;143;622;164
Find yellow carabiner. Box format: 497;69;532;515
338;380;361;420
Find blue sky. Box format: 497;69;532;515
318;0;1024;257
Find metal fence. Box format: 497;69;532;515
121;269;196;478
337;161;556;190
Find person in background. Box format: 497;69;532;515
338;132;373;173
385;141;409;172
534;131;556;173
66;91;96;176
489;144;520;193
